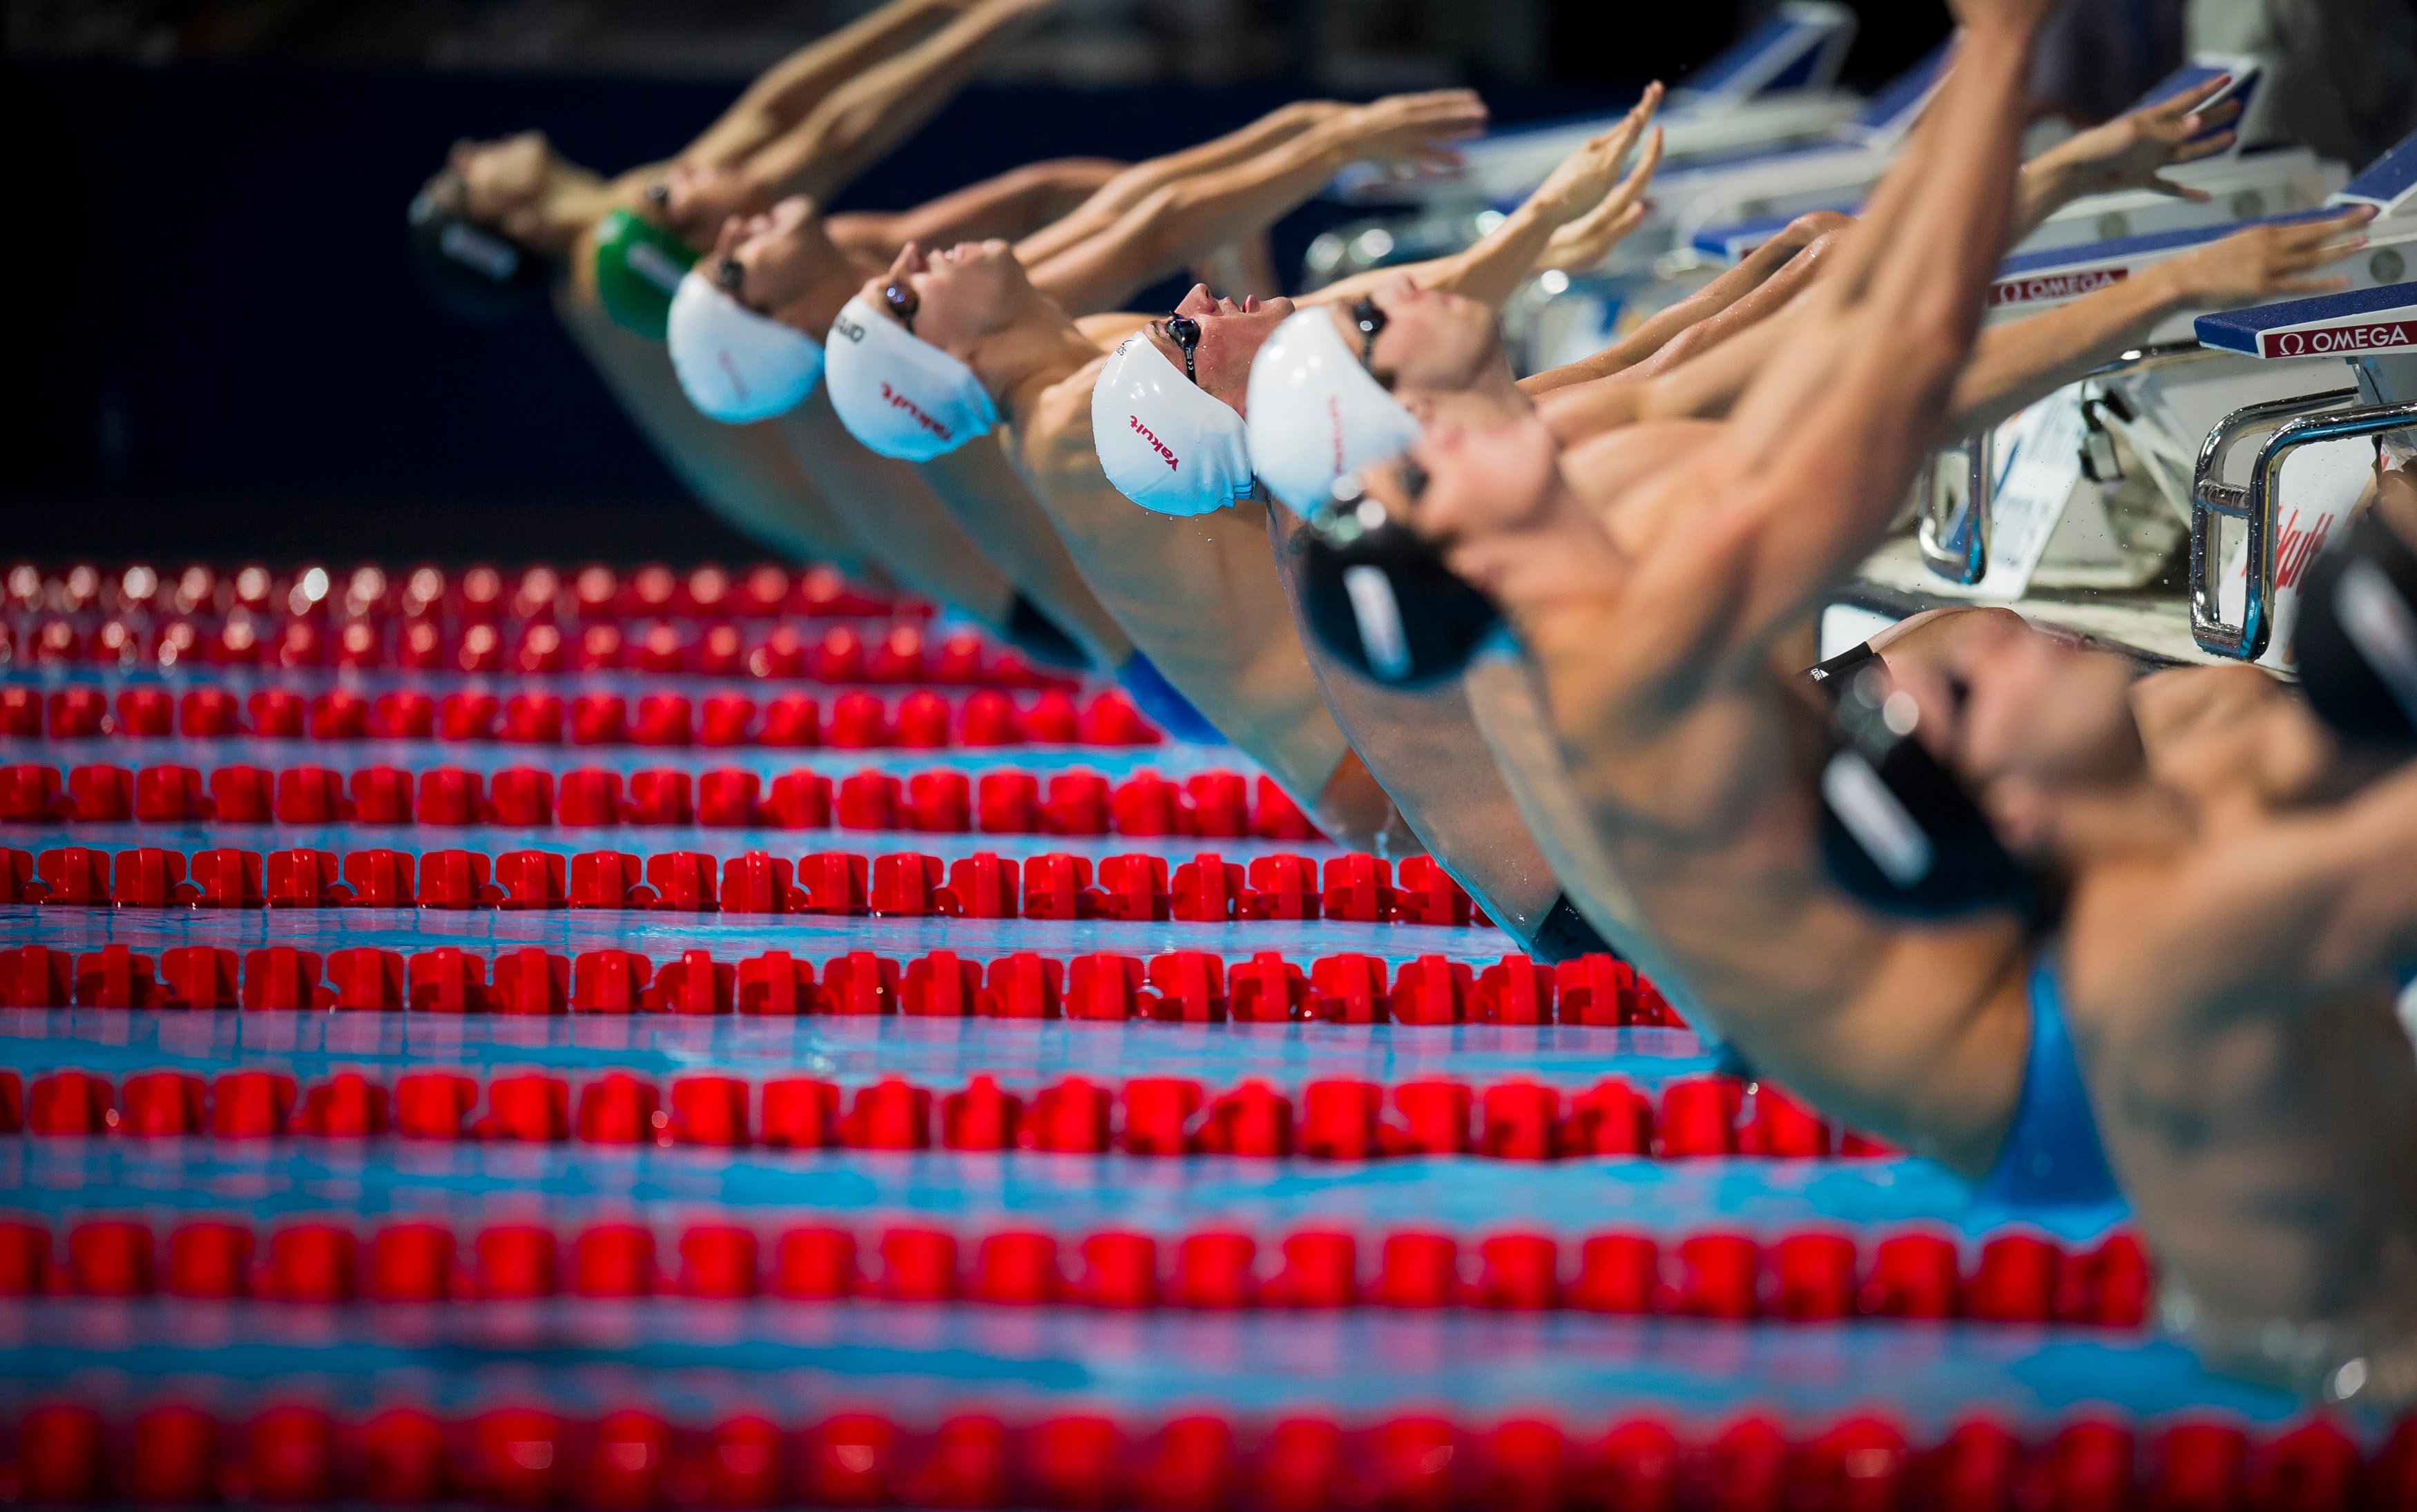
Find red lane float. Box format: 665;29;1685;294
0;1211;2149;1324
8;559;895;628
1;764;1315;837
1;682;1154;748
0;1063;1847;1161
0;942;1679;1026
0;843;1522;929
8;1397;2369;1512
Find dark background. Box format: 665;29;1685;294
1;0;1951;565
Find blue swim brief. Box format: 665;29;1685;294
1972;951;2123;1209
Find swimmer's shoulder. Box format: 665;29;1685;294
1005;349;1113;493
1075;311;1153;347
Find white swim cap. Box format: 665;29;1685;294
666;271;825;423
822;294;999;461
1246;307;1421;517
1089;332;1253;516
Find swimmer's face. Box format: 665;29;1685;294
715;196;849;325
1356;409;1563;596
439;132;559;242
860;240;1037;352
1333;274;1501;399
1145;283;1298;418
1888;617;2145;857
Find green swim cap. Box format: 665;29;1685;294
592;206;697;340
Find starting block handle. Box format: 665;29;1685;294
2188;389;2398;659
1917;343;2211;590
1916;433;1993;585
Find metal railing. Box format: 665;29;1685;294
1914;433;1992;585
2186;390;2417;659
1914;343;2214;588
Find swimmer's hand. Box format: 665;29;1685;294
1537;115;1666;271
1327;89;1490;177
1526;84;1664;235
2025;74;2242;206
2154;204;2376;307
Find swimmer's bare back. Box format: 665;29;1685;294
1006;353;1376;842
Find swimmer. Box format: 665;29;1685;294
411;0;1106;646
816;99;1655;904
1804;525;2417;1404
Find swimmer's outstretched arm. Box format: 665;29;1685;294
1648;18;2042;648
1532;228;1851;442
1309;87;1666;313
686;0;970;167
1943;206;2373;432
1014;101;1350;267
1522;211;1851;397
829;157;1130;262
738;0;1059;209
1023;91;1490;315
2011;74;2242;242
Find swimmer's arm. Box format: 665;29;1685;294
1534;313;1791;441
1025;91;1488;315
688;0;966;165
1945;209;2377;433
829;159;1128;261
999;344;1113;475
1309;88;1665;313
1533;231;1842;442
2009;75;2240;241
1686;28;2037;653
1521;212;1852;397
740;0;1055;206
1015;101;1347;266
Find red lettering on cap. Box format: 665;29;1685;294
1128;415;1179;472
1985;267;2127;307
2262;319;2417;359
1328;396;1345;474
878;380;951;440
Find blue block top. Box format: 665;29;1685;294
1994;205;2342;278
1679;0;1855;103
2340;126;2417;213
2195;280;2417;355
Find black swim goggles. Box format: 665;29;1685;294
1350;295;1388;372
1164;312;1203;384
1811;661;2038;921
1296;463;1505;689
883;280;919;333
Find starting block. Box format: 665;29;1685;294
2185;280;2417;661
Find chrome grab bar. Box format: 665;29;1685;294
1916;345;2215;588
1915;432;1992;585
2188;389;2417;659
